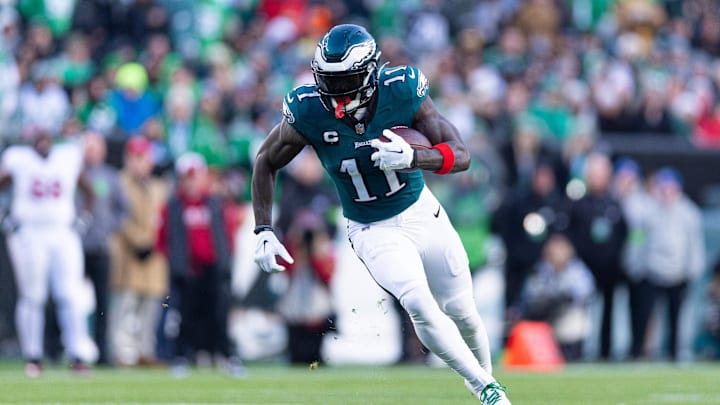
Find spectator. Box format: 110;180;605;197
140;33;179;88
275;209;336;365
75;75;117;136
275;148;338;365
157;152;245;378
611;157;652;359
499;119;563;193
0;5;20;54
639;84;673;135
275;148;338;244
568;152;628;360
24;22;57;59
108;62;160;136
492;161;569;326
591;58;637;134
694;104;720;148
522;234;595;361
81;132;128;366
405;0;450;60
640;167;705;360
58;34;93;89
188;87;229;169
109;137;168;367
513;0;561;56
162;65;197;161
0;45;20;141
484;26;528;82
18;0;77;39
695;259;720;359
18;60;70;134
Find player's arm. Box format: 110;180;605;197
77;172;96;213
0;149;13;188
411;96;470;173
0;170;11;188
251;119;307;273
252;120;308;227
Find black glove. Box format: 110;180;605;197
134;246;154;261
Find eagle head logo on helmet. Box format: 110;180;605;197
311;24;381;119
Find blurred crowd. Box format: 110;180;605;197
0;0;719;370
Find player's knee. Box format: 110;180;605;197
399;285;441;325
17;284;48;307
441;295;480;328
19;293;46;308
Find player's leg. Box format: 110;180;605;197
49;228;97;364
8;228;51;365
400;188;509;404
422;206;494;374
348;220;493;390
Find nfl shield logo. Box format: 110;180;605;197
355;123;365;135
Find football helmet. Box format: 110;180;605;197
311;24;381;118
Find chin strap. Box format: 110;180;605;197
334;96;352;118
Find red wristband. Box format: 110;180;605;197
432;143;455;175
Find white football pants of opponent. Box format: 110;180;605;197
348;186;496;392
8;225;98;363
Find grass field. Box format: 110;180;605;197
0;362;719;404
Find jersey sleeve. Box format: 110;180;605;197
282;85;321;137
379;65;429;117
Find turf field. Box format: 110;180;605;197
0;362;719;404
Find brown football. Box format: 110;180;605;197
380;126;433;149
378;126;432;173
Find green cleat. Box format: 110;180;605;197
479;382;511;405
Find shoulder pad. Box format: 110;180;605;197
283;85;321;125
379;65;429;101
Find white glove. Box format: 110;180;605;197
370;129;415;171
254;230;294;273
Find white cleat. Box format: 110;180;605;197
465;380;512;405
225;357;248;379
24;361;43;378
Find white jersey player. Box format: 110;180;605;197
0;130;97;377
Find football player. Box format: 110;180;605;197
0;128;98;377
252;25;511;404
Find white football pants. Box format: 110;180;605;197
348;186;495;391
7;225;97;362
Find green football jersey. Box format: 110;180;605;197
283;65;430;223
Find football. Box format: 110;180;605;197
377;126;432;173
381;126;433;149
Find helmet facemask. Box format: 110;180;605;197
311;24;381;119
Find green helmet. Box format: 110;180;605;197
311;24;381;117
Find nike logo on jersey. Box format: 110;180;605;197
263;240;268;251
387;149;403;154
433;206;441;218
